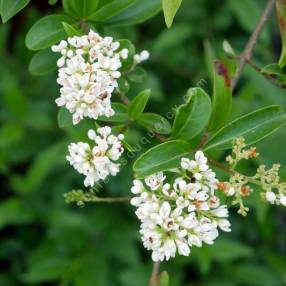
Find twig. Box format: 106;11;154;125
90;196;131;203
80;20;90;34
208;158;235;175
148;261;161;286
116;91;130;105
246;59;286;89
232;0;276;88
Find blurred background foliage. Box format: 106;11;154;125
1;0;286;285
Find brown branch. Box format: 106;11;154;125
117;91;130;105
208;158;235;175
148;261;160;286
246;59;286;89
80;20;90;34
232;0;276;89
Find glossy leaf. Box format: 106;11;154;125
29;49;58;75
25;14;73;50
133;140;190;178
88;0;135;21
62;22;81;36
137;113;171;134
276;0;286;67
128;89;151;119
103;0;161;26
162;0;182;28
57;107;73;128
204;106;286;151
118;39;135;71
98;103;128;122
172;87;212;141
0;0;30;23
208;60;232;132
62;0;99;19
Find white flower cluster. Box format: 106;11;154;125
52;31;129;125
67;126;124;187
131;151;231;262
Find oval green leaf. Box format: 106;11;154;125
172;87;212;141
276;0;286;68
204;105;286;151
25;14;73;50
103;0;161;26
87;0;135;21
208;60;232;132
0;0;30;23
63;0;99;19
118;39;135;71
137;113;171;135
133;140;190;178
57;107;72;128
29;49;58;75
128;89;151;119
162;0;182;28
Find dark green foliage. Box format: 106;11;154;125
1;1;286;285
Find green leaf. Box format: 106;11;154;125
162;0;182;28
261;63;286;83
117;77;130;94
172;87;212;141
127;66;146;82
137;113;171;134
98;103;128;122
29;49;58;75
57;107;73;128
276;0;286;67
0;0;30;23
118;39;135;71
133;140;190;178
261;63;284;75
204;106;286;151
128;89;151;119
25;14;73;50
62;22;81;36
156;271;169;286
103;0;162;26
88;0;135;21
62;0;99;19
208;60;232;131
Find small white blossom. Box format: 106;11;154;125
265;191;276;204
130;151;231;261
279;194;286;206
67;126;124;187
52;31;129;124
145;172;165;190
134;50;150;63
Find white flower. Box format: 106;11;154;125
52;31;127;124
265;191;276;204
131;179;145;194
134;50;150;63
131;150;231;261
180;151;218;193
67;127;124;187
145;172;165;190
279;194;286;206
